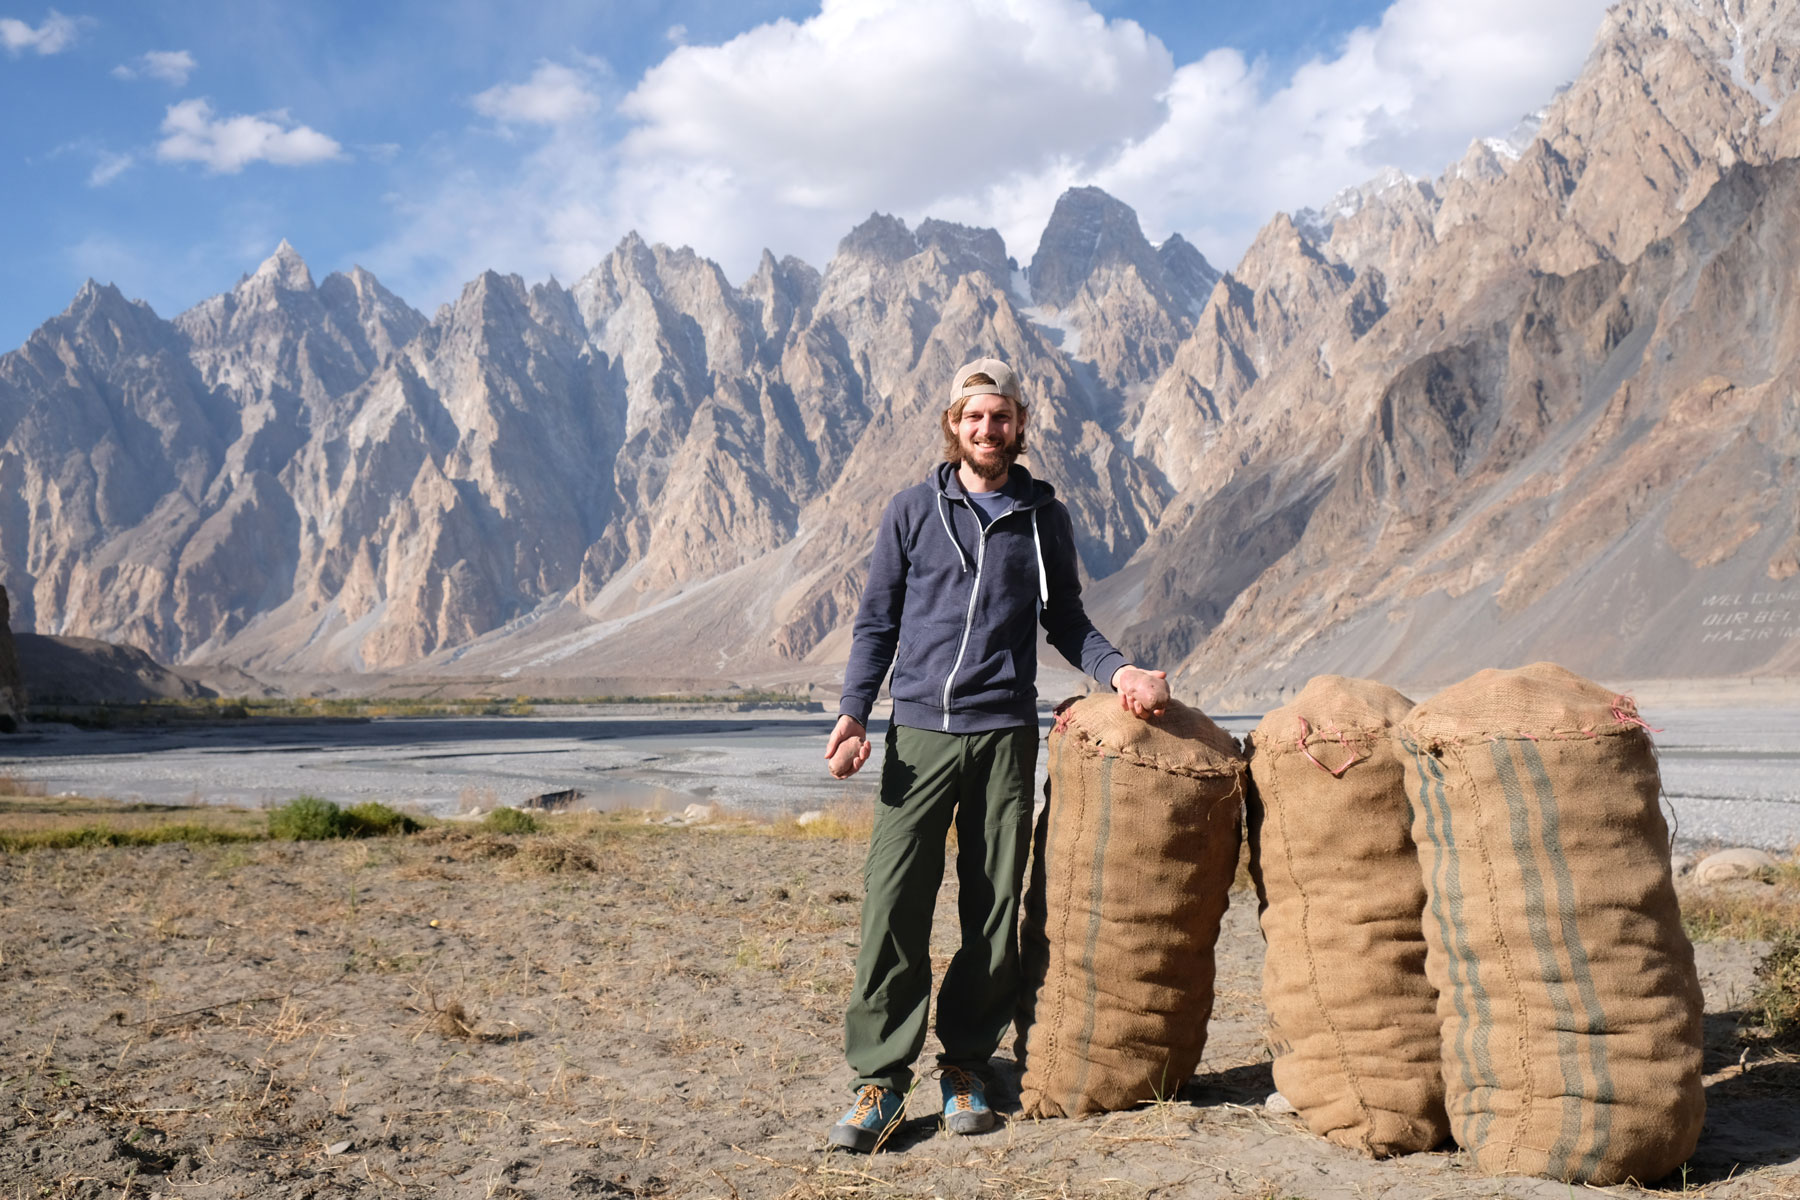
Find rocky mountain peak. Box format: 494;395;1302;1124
1293;168;1434;247
1156;233;1221;317
317;264;426;360
40;280;171;362
741;249;822;346
1027;186;1160;308
435;270;535;350
252;239;315;292
1238;212;1330;283
915;219;1011;283
836;212;919;264
63;279;136;323
570;232;670;332
613;232;662;288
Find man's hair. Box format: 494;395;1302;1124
942;372;1029;463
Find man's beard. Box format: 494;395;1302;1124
962;435;1022;481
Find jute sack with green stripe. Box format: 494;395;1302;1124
1398;662;1703;1185
1247;675;1448;1156
1015;694;1244;1118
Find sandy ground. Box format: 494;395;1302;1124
1;703;1795;848
1;824;1795;1200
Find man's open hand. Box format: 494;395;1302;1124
825;715;872;778
1110;665;1170;719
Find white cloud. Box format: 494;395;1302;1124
472;61;601;125
155;98;344;173
612;0;1170;267
112;49;196;85
370;0;1614;312
0;8;80;55
665;24;687;46
87;149;132;186
1078;0;1613;258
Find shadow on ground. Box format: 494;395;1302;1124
1688;1011;1800;1183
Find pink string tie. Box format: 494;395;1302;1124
1296;716;1363;777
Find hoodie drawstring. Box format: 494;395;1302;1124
936;491;971;572
1032;509;1049;608
939;481;1045;603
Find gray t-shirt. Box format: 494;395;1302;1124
965;486;1012;528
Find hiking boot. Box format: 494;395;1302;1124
938;1066;995;1134
827;1084;905;1152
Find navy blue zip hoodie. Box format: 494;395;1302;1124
838;462;1128;733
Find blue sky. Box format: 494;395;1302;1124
0;0;1612;351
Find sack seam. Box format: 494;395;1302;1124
1267;761;1378;1152
1453;738;1534;1177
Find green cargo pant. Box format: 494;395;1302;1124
845;722;1039;1093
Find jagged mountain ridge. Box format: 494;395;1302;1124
0;184;1199;679
2;0;1797;703
1089;0;1800;701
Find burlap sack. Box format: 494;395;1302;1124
1015;694;1244;1118
1247;675;1447;1156
1398;662;1704;1184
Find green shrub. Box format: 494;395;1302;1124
482;806;540;835
342;801;422;837
268;795;347;840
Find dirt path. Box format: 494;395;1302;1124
1;825;1794;1199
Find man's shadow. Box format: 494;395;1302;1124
933;1055;1274;1130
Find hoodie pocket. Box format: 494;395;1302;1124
892;620;959;704
958;645;1021;700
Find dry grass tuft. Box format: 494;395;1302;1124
1681;870;1800;943
411;991;503;1042
466;834;520;860
516;836;600;873
0;773;49;798
434;1000;481;1040
768;800;874;841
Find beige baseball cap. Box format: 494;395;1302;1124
949;356;1022;404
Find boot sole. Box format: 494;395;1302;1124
944;1110;996;1134
826;1123;882;1153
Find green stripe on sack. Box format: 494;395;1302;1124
1407;740;1499;1149
1066;753;1116;1110
1491;741;1586;1180
1036;730;1068;1065
1519;740;1615;1180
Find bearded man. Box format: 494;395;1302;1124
823;356;1170;1151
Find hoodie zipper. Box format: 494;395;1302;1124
939;495;1029;730
940;521;988;729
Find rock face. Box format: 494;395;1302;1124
1025;187;1220;394
0;586;23;726
0;0;1795;703
1093;0;1800;702
11;634;215;705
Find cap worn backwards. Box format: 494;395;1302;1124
949;357;1021;405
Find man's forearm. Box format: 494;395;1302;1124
1045;618;1126;690
838;631;897;725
